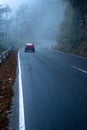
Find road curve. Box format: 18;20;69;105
19;41;87;130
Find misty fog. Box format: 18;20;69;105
8;0;66;47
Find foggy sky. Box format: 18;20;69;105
14;0;66;42
0;0;66;46
0;0;62;10
0;0;28;10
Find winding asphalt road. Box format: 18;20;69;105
19;41;87;130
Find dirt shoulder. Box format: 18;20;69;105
0;51;17;130
52;42;87;58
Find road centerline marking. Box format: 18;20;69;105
18;52;25;130
70;65;87;74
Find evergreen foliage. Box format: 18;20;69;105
58;0;87;53
0;5;10;50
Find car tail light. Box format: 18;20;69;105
29;45;34;49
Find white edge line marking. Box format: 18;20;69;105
18;52;25;130
70;65;87;74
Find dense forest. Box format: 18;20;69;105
0;5;11;52
57;0;87;57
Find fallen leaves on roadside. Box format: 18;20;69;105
0;51;17;130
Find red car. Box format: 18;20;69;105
24;43;35;52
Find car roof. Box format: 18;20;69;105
26;43;33;45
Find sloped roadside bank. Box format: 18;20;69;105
0;50;17;130
51;43;87;58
